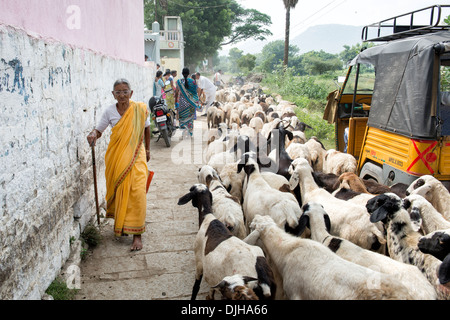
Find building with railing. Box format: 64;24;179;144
145;16;185;74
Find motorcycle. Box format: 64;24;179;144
149;96;177;147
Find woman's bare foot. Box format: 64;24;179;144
130;235;143;251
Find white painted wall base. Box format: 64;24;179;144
0;25;154;299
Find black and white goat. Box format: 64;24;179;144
297;202;437;299
237;154;301;234
367;193;450;299
246;214;414;300
178;184;276;300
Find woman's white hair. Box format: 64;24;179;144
113;78;131;90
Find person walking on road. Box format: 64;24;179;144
87;79;151;251
153;70;164;99
214;69;224;88
163;70;175;109
174;67;200;138
195;72;216;114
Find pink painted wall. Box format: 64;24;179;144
0;0;145;65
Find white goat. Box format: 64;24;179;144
198;165;247;239
286;142;311;165
324;149;357;175
406;175;450;221
249;116;264;134
304;137;327;172
177;184;276;300
207;150;236;174
247;214;414;300
298;202;437;300
205;124;228;162
238;155;301;233
219;162;246;203
288;158;386;253
403;194;450;235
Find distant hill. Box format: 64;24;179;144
291;24;363;54
221;24;364;56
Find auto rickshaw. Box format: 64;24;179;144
324;5;450;190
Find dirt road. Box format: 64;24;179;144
75;117;214;300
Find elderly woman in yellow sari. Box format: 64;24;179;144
87;79;151;251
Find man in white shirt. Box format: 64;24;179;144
196;72;216;113
214;70;224;87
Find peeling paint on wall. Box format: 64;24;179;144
48;66;71;88
0;58;30;103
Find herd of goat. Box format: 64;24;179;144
177;83;450;300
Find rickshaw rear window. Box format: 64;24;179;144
342;64;376;95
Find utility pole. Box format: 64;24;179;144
154;0;158;21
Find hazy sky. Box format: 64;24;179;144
234;0;448;43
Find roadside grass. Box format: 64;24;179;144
260;71;338;149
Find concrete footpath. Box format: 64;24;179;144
75;117;212;300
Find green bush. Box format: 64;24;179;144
261;68;337;146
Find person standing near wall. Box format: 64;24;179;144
87;79;151;251
195;72;216;114
170;70;178;90
153;70;164;98
163;70;175;109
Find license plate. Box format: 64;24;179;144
156;115;167;123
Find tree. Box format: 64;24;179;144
237;54;257;72
282;0;299;68
220;7;272;46
144;0;272;67
339;42;374;67
301;51;342;75
257;40;299;73
228;47;244;73
444;14;450;25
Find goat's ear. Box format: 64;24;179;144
286;130;293;141
438;254;450;285
289;171;300;190
402;198;411;210
324;214;331;233
242;276;258;284
369;205;389;223
297;213;310;236
212;279;227;289
178;192;193;205
206;175;213;188
244;164;256;176
207;136;216;145
237;162;245;173
408;205;422;232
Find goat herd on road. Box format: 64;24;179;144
176;82;450;300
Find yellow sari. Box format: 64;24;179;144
105;101;148;236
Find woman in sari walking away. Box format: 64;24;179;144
87;79;151;251
174;67;200;138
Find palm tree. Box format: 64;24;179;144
283;0;299;68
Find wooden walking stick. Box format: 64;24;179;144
91;143;101;226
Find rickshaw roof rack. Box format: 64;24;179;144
362;4;450;42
